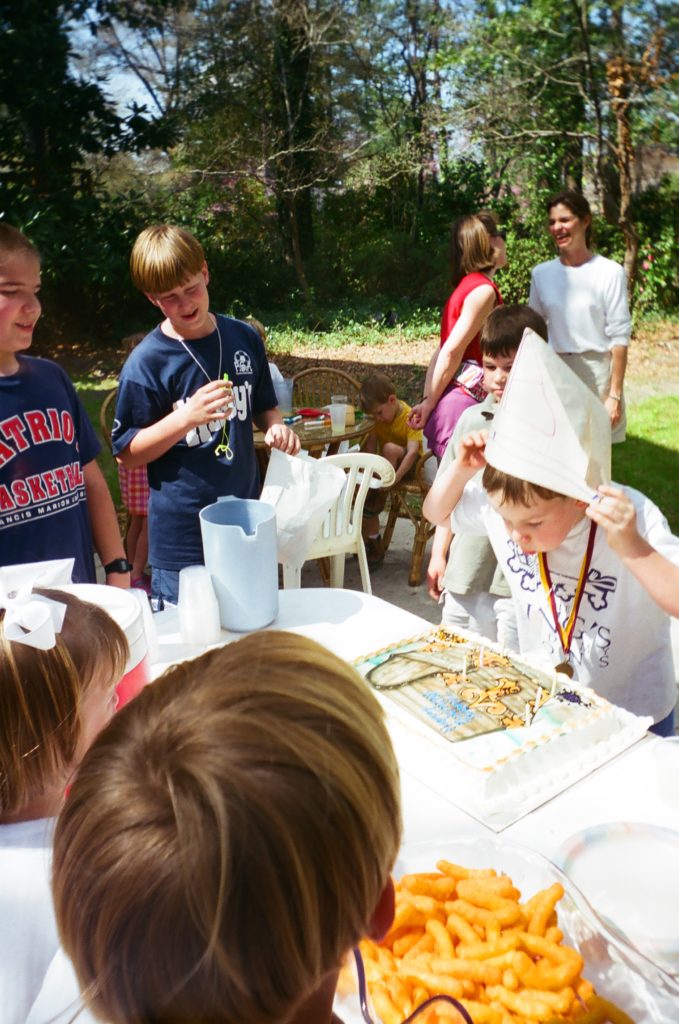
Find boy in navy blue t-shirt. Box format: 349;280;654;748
0;224;129;585
112;224;299;606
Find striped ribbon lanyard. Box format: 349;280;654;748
537;521;597;666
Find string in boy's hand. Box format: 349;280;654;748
586;484;644;557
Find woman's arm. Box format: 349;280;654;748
409;285;496;429
605;345;627;428
430;285;497;403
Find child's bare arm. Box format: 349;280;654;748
393;439;420;485
363;430;378;454
254;408;301;455
83;460;130;588
423;430;487;526
427;523;453;600
118;380;232;469
587;484;679;617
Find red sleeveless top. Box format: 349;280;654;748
439;272;503;364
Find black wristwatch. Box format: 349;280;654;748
103;558;133;575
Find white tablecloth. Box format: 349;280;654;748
152;588;679;859
28;588;679;1023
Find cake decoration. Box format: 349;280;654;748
356;627;559;742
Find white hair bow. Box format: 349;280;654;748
0;577;68;647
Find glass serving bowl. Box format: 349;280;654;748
556;822;679;980
333;835;679;1024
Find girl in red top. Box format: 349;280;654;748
409;212;506;457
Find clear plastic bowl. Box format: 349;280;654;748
333;835;679;1024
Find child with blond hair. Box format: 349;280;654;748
113;225;300;607
51;631;402;1024
0;578;127;1023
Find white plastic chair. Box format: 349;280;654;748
281;452;395;594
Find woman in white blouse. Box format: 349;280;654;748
529;190;630;442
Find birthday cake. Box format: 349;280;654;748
354;628;651;822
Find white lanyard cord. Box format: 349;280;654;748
177;314;223;383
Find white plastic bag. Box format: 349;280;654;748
260;449;347;568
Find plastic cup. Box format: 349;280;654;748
331;393;347;405
329;403;347;434
274;378;294;416
178;565;222;645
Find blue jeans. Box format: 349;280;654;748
150;567;180;611
649;707;676;738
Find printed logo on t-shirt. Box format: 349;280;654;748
503;538;619;672
174;380;253;447
233;351;253;375
0;407;86;528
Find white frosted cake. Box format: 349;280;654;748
354;628;651;824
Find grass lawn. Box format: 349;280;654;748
612;395;679;533
76;381;120;504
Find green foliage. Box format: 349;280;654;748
612;395;679;533
632;177;679;315
493;231;553;304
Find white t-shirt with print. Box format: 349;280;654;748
453;480;679;722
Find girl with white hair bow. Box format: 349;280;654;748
0;566;128;1024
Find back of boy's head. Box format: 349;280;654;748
0;223;40;266
0;590;128;817
480;304;548;358
482;465;564;505
130;224;205;294
360;371;396;412
53;631;402;1024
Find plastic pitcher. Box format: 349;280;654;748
199;496;279;632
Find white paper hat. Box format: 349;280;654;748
484;329;611;502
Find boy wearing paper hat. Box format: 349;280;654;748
424;329;679;735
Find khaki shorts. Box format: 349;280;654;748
559;350;626;443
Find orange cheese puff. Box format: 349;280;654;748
403;933;436;960
427;918;456;958
457;1000;503;1024
446;911;480;945
526;882;564;936
486;983;569;1020
392;928;426;958
436;859;497;881
370;982;402;1024
402;875;459;899
429;957;503;985
387;973;413;1017
398;967;465;999
457;933;521;960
